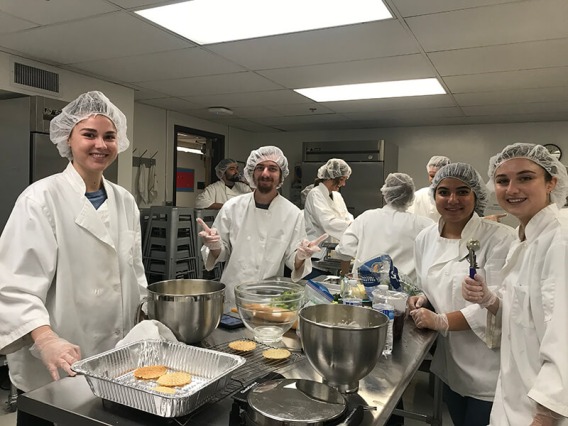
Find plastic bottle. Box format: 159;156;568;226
372;284;394;356
342;279;362;306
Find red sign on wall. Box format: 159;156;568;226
176;168;194;192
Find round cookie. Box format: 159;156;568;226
133;365;167;380
228;340;257;352
156;372;192;387
262;348;291;360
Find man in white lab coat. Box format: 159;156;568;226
408;155;451;221
0;92;147;425
195;158;251;209
198;146;323;308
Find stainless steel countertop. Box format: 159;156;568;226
18;318;437;426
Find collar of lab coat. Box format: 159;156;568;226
314;182;343;211
63;163;117;250
523;203;559;242
429;213;482;267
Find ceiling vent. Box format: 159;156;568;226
13;62;59;94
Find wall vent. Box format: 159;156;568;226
13;62;59;93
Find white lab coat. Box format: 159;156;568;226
202;193;311;308
195;180;251;209
490;205;568;425
415;214;515;400
408;186;440;222
0;163;147;391
304;183;353;259
336;205;434;283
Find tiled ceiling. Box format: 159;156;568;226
0;0;566;132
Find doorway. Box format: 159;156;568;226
173;125;225;207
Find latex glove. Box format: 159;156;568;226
30;330;81;381
196;218;222;250
531;404;562;426
408;294;428;311
410;309;449;336
462;273;497;308
295;233;329;261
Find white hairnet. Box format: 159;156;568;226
50;91;129;160
244;146;289;189
215;158;237;180
317;158;352;180
300;184;314;206
488;143;568;208
381;173;415;210
427;155;451;171
430;162;488;216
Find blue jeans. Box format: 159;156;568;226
443;384;492;426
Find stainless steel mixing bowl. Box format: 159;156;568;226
299;304;388;393
146;279;225;344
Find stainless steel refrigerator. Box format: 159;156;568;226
300;140;398;218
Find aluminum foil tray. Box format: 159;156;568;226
71;339;245;417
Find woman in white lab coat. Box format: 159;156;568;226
336;172;434;283
409;163;516;426
0;91;147;426
463;143;568;425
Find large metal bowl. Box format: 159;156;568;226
146;279;225;344
299;304;388;393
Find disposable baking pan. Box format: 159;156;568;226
71;339;246;417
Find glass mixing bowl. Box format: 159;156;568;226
234;280;304;343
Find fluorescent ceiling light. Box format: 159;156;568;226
295;78;446;102
136;0;392;45
177;147;203;155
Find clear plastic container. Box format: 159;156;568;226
372;284;394;356
342;279;362;306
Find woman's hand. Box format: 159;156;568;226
30;329;81;381
410;308;449;336
462;274;496;308
408;294;428;311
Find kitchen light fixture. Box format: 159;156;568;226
135;0;392;45
295;78;446;102
177;146;203;155
208;106;233;116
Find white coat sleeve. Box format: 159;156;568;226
305;190;350;240
287;212;311;281
335;219;360;260
0;195;55;353
195;184;218;209
132;206;148;298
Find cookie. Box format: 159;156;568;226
153;385;176;395
228;340;257;352
133;365;167;380
156;372;192;387
262;348;291;360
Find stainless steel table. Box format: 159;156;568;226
18;319;440;425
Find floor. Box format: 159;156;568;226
0;365;451;426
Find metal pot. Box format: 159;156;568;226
146;279;225;344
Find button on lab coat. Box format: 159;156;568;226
202;193;310;308
490;205;568;425
304;183;353;259
415;214;515;400
0;163;147;391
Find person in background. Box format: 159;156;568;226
336;173;434;283
463;143;568;425
303;158;353;278
0;91;147;426
409;163;516;426
197;146;325;308
409;155;451;221
195;158;251;209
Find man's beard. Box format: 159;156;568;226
256;178;275;193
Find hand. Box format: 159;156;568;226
196;218;222;250
408;294;428;311
30;330;81;381
483;213;507;223
410;309;449;336
531;404;562;426
462;273;497;308
295;234;329;261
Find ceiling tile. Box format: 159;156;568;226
183;90;311;108
0;11;191;64
0;11;37;34
266;103;336;116
454;87;568;106
258;54;435;88
132;86;171;101
343;106;464;120
70;47;244;83
137;97;200;111
406;0;568;52
207;20;419;70
320;95;456;113
107;0;177;9
463;101;568;116
392;0;524;17
429;38;568;76
137;72;282;97
0;0;119;25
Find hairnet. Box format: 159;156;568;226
215;158;237;180
430;162;488;216
488;143;568;207
317;158;352;180
244;146;289;189
427;155;451;171
381;173;415;210
50;91;129;160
